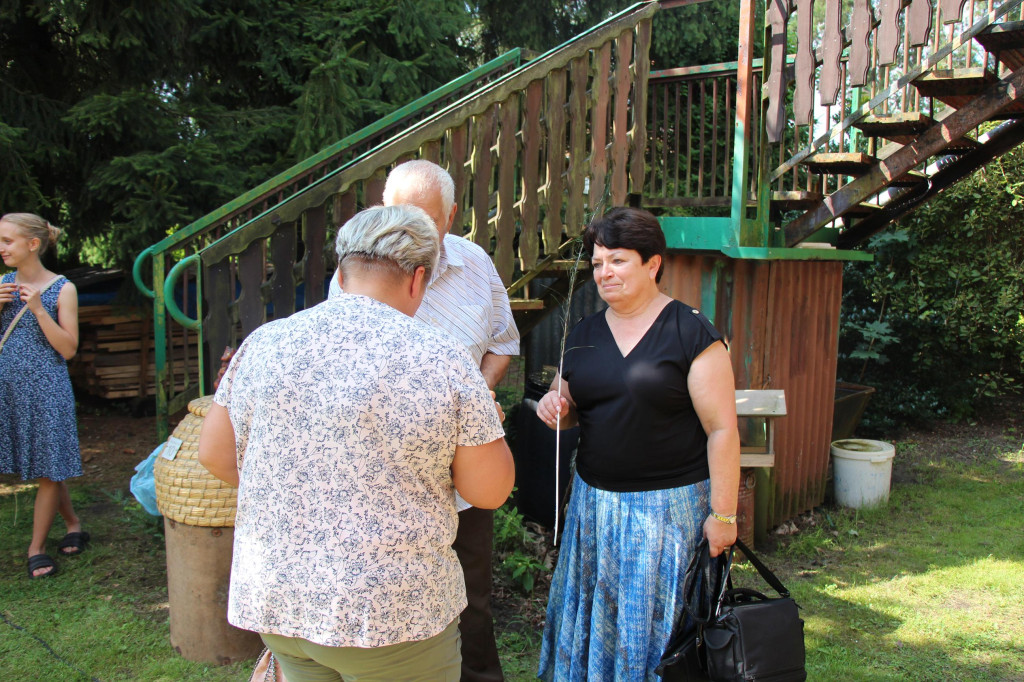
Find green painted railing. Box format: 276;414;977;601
146;2;657;439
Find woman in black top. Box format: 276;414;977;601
536;207;740;681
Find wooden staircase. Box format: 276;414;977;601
135;2;657;437
776;0;1024;247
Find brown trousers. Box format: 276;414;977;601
454;506;503;682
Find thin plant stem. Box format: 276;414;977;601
553;242;586;547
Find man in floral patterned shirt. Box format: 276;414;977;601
199;205;515;682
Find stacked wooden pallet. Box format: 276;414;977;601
69;305;198;400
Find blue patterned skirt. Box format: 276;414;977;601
538;474;710;682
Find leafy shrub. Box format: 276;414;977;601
838;145;1024;432
494;500;551;594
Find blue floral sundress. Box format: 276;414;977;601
0;273;82;481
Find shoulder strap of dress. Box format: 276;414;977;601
41;275;64;294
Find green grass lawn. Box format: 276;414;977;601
1;413;1021;681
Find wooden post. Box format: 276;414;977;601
731;0;759;246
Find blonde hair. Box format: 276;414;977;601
1;213;62;255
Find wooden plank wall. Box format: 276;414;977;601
660;253;843;526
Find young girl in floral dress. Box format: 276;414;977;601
0;212;87;578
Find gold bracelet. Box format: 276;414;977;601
710;510;737;525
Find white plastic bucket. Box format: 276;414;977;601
831;439;895;508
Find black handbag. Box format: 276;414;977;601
657;538;806;682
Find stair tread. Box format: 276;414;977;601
913;68;997;110
854;112;934;144
763;190;824;210
802;152;877;176
975;21;1024;71
509;298;546;310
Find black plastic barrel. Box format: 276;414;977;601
512;374;578;530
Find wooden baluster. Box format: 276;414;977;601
470;105;496;251
698;80;707;197
766;0;790;141
908;0;933;47
820;0;842;106
724;78;732;193
520;80;543;271
589;43;612;216
850;0;874;86
939;0;969;24
629;18;652;199
421;139;441;165
649;83;659;195
545;70;567;252
268;211;297;322
877;0;903;66
567;56;590;236
364;169;386;208
610;29;634;206
237;238;266;337
448;122;469;236
495;95;518;285
795;0;816;124
203;259;234;386
302;204;327;308
711;77;719;197
662;84;670;197
674;83;681;197
686;81;693;196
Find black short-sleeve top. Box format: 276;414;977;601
561;299;724;492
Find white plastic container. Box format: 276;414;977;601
830;439;895;508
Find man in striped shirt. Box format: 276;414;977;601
330;160;519;681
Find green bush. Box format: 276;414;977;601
494;501;550;594
838;145;1024;432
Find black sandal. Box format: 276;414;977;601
57;531;91;556
27;553;58;579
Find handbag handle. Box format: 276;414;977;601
685;537;792;624
730;538;791;599
683;538;733;624
0;276;63;354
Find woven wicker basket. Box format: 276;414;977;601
153;396;238;527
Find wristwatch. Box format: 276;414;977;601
710;510;737;525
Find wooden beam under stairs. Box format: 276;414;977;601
838;117;1024;248
976;21;1024;72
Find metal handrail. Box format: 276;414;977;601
132;245;156;299
164;254;201;330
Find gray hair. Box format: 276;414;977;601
335;205;439;279
1;212;62;255
383;160;455;220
